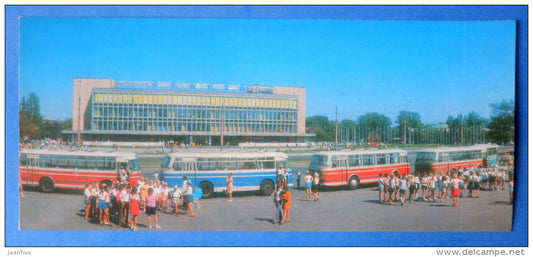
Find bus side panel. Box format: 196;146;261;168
347;164;410;185
19;167;119;190
421;160;484;176
195;169;279;192
320;168;347;187
19;167;38;187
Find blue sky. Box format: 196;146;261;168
19;17;516;124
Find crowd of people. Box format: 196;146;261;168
83;175;198;230
377;164;515;207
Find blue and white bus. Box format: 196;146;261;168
158;151;292;198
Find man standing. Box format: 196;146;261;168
296;170;301;188
272;184;284;224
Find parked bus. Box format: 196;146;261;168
307;149;411;189
158;151;292;198
414;144;499;175
19;149;143;192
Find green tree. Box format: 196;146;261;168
306;115;335;142
41;119;64;139
487;100;515;144
357;112;391;130
465;111;488;127
19;111;40;140
19;93;42;140
396;110;423;129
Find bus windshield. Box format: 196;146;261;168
416;152;437;161
311;155;329;167
162;156;171;168
128;159;141;171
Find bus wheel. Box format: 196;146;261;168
39;177;55;193
260;180;275;196
198;181;214;198
347;176;360;190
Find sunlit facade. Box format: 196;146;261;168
66;78;313;145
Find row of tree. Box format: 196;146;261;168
19;92;515;146
19;93;72;141
306;100;515;146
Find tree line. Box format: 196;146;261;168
19;92;515;146
306;100;515;146
19;93;72;141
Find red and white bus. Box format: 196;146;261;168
308;149;411;189
19;149;143;192
414;144;499;176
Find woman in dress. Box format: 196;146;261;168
450;173;464;207
129;186;140;231
226;173;234;202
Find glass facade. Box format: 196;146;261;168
90;89;298;134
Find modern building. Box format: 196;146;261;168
64;78;314;145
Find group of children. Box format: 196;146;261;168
377;165;514;207
83;176;197;230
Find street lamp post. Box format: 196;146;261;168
335;105;338;151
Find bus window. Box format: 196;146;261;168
417;152;436;161
363;154;375;166
86;156;97;169
261;159;275;169
58;155;69;168
236;158;256;170
276;160;287;169
197;158;210;171
348;155;361;167
310;155;329;168
173;161;184;171
226;159;238;170
332;156;338;168
438;153;446;162
20;154;28;166
376;154;387;165
390;153;399;164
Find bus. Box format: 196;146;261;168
307;149;411;189
158;151;292;198
414;144;499;175
19;149;143;193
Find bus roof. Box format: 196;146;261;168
19;149;138;159
415;144;499;153
311;148;408;157
164;151;288;159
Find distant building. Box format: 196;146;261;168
63;78;314;145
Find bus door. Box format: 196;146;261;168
440;153;450;174
182;158;197;185
27;154;40;186
275;158;288;185
337;156;348;185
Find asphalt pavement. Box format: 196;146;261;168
20;178;513;232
